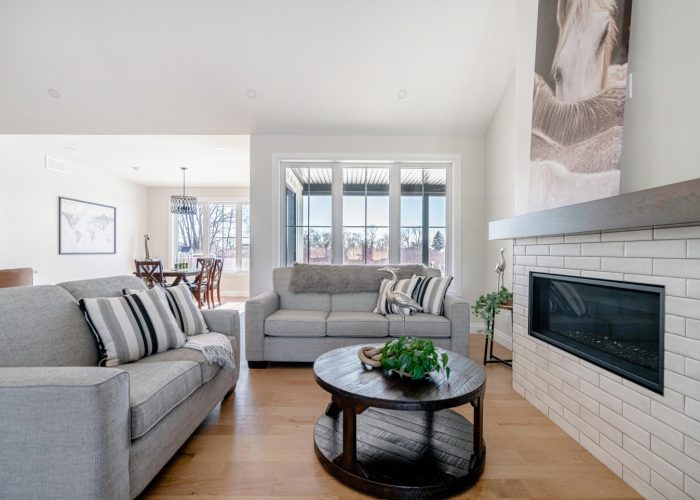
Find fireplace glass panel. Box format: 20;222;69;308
529;272;664;393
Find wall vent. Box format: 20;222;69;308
45;156;68;174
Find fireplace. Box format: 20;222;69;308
529;272;665;394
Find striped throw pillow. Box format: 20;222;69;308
79;286;187;367
373;276;421;315
163;285;209;335
411;275;453;316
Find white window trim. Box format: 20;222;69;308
272;153;462;293
168;197;251;275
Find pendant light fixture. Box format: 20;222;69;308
170;167;197;214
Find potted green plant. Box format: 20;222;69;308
379;336;450;380
471;287;513;340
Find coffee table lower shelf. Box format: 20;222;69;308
313;407;485;499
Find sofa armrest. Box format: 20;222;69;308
444;294;470;355
201;308;240;343
0;367;130;500
245;290;280;362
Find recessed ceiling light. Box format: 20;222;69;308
47;88;61;99
65;146;75;151
216;147;226;151
130;166;141;171
246;89;257;99
397;89;408;100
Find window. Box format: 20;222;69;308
173;200;250;272
282;162;450;273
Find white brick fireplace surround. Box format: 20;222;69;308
511;225;700;499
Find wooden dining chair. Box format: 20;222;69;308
134;259;166;289
191;258;215;308
208;258;224;307
0;268;34;288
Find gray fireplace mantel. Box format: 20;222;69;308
489;178;700;240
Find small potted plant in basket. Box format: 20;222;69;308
471;287;513;340
359;337;450;380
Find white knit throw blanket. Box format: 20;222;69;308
184;333;235;370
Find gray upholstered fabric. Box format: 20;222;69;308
201;308;240;339
58;275;147;299
264;309;328;337
0;367;130;500
119;361;202;439
245;290;279;361
136;345;219;384
162;284;209;335
387;313;451;337
273;268;331;311
326;311;388;337
129;367;234;498
331;292;379;312
263;336;451;362
443;294;470;355
288;263;428;294
0;285;99;367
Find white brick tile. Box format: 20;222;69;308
623;404;684;450
513;284;527;297
513;351;536;374
512;322;527;336
623;467;664;500
565;233;602;243
580;434;622;476
524;389;548;415
686;476;700;500
513;380;525;397
667;296;700;322
623;380;685;413
550;243;581;256
600;405;650;447
689;239;700;258
537;255;564;267
549;408;580;441
563;359;600;386
688;279;700;299
601;257;653;274
686;435;700;463
514;274;528;286
548;267;582;277
651;401;700;439
625;239;687;258
581;242;625;256
664;314;686;335
514;372;536;394
599;434;650;483
535;387;564;416
548;385;579;414
524;265;549;275
580;406;622;446
524;369;548;392
651;436;700;478
526;244;550;256
542;348;564;367
686;357;700;381
537;235;564;244
654;226;700;240
602;229;653;242
549;362;580;388
563;407;599;442
654;258;700;279
687;319;700;340
666;351;686;374
581;379;622;413
686;397;700;422
513;245;525;256
513;264;525;276
535;366;563;392
599;376;651;412
580;270;624;281
666;333;700;360
665;370;700;398
624;274;687;298
565;256;601;271
580;359;623;383
650;471;693;500
623;435;684;488
516;237;538;245
515;255;537;266
564;382;600;414
513;331;536;351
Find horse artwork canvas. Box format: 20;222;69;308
528;0;633;212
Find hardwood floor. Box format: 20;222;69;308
141;333;640;499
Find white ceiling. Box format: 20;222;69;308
0;0;516;136
7;135;250;187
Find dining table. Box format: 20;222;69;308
134;268;199;287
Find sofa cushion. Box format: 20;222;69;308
331;292;379;312
273;268;331;311
326;311;388;337
387;313;451;337
120;361;202;439
58;275;147;299
264;310;328;337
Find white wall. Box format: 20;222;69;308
0;137;147;284
147;186;250;295
249;135;485;306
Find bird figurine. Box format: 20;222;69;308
494;247;506;290
378;266;423;336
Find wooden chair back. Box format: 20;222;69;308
0;268;33;288
134;259;165;289
192;258;216;308
208;258;224;307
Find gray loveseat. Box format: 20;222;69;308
0;275;240;499
245;265;469;366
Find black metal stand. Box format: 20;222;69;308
483;305;512;367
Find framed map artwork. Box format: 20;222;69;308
59;197;116;254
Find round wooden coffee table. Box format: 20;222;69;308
313;345;487;499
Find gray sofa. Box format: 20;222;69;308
0;275;240;499
245;266;470;366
